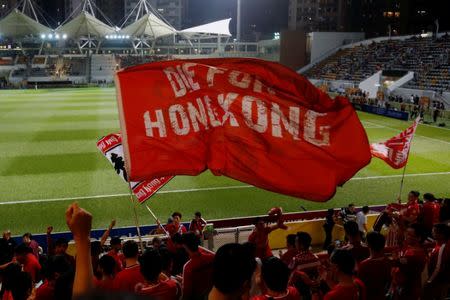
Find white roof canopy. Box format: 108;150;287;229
180;18;232;39
119;13;176;39
0;9;51;38
56;11;114;39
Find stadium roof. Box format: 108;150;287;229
56;11;114;39
0;9;51;38
119;12;176;39
180;18;232;39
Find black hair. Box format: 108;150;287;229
91;241;103;257
433;223;450;239
180;232;200;252
99;255;116;276
348;203;355;207
171;232;182;244
261;257;289;292
172;212;182;219
241;242;257;258
254;217;264;225
22;233;32;239
110;237;122;246
213;243;256;295
286;234;296;247
139;248;162;282
55;238;68;247
14;243;32;255
362;206;370;214
296;232;312;249
423;193;436;201
366;231;385;252
10;272;32;300
330;249;355;275
344;221;360;237
195;212;202;217
409;191;420;197
409;223;426;243
158;246;173;272
122;240;139;258
327;208;334;216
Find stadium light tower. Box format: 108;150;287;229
236;0;241;41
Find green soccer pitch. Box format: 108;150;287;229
0;87;449;234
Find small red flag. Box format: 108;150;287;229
370;117;420;169
97;133;173;203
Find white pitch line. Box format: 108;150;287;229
364;120;450;145
0;171;449;205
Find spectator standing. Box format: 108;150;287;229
356;206;370;238
399;191;421;226
14;243;41;283
342;222;370;264
323;209;336;250
112;240;144;292
357;232;392;300
22;233;39;258
107;237;124;273
280;234;298;266
248;215;285;260
0;230;16;264
422;193;441;236
94;255;116;290
340;204;357;224
189;211;207;240
439;198;450;223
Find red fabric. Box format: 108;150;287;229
35;281;55;300
289;250;321;278
251;286;300;300
324;278;366;300
280;249;298;266
116;58;371;201
422;201;440;231
107;250;124;273
23;253;41;282
113;264;145;292
401;200;420;223
248;227;274;259
358;256;392;300
428;241;450;284
370;117;419;169
189;218;207;236
94;277;116;290
342;243;370;263
135;279;180;299
182;251;215;298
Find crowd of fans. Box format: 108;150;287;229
0;191;449;300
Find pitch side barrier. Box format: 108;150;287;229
352;103;409;121
11;205;387;252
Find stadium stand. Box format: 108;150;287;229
91;54;119;83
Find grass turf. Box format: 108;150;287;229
0;88;449;234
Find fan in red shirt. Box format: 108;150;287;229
35;254;73;300
248;207;287;259
357;232;392;300
189;211;207;239
324;249;366;300
107;237;124;273
180;232;215;299
422;193;440;236
280;234;298;266
14;244;41;282
252;257;300;300
135;248;180;299
93;254;116;290
389;223;427;300
113;240;145;292
399;191;421;226
423;223;450;300
341;221;370;264
161;212;187;253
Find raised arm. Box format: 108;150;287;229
100;219;116;247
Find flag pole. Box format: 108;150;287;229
128;182;145;253
397;163;408;203
145;204;169;236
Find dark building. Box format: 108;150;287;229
95;0;124;26
0;0;18;18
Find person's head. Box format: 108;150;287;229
260;257;290;294
110;237;122;251
140;248;162;283
212;243;256;298
286;234;296;249
348;203;356;213
406;223;426;246
366;231;385;254
254;217;266;231
408;191;420;202
362;206;370;215
344;221;360;240
98;255;116;277
326;208;334;217
423;193;436;202
296;232;312;251
180;232;200;254
91;241;103;257
172;212;182;224
46;254;72;280
54;238;69;255
10;271;32;300
194;211;202;220
3;230;11;239
158;246;173;274
242;242;257;259
22;233;32;244
432;223;450;242
330;249;355;277
152;237;161;249
122;240;139;259
14;244;31;263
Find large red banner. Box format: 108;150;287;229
370;117;420;169
115;58;371;201
97;133;173;203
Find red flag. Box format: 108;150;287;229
115;58;371;201
97;133;173;203
370;117;420;169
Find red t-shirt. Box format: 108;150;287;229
342;243;370;264
428;240;450;284
401;200;420;223
94;277;116;290
113;264;145;292
23;253;41;282
35;280;55;300
182;251;215;298
135;279;180;300
107;250;124;273
422;202;440;231
324;278;366;300
248;227;273;259
189;218;207;236
288;250;321;279
251;286;300;300
280;249;298;266
358;256;392;300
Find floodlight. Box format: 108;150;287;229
126;35;130;39
48;34;53;39
40;34;45;39
62;34;67;39
55;34;60;39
